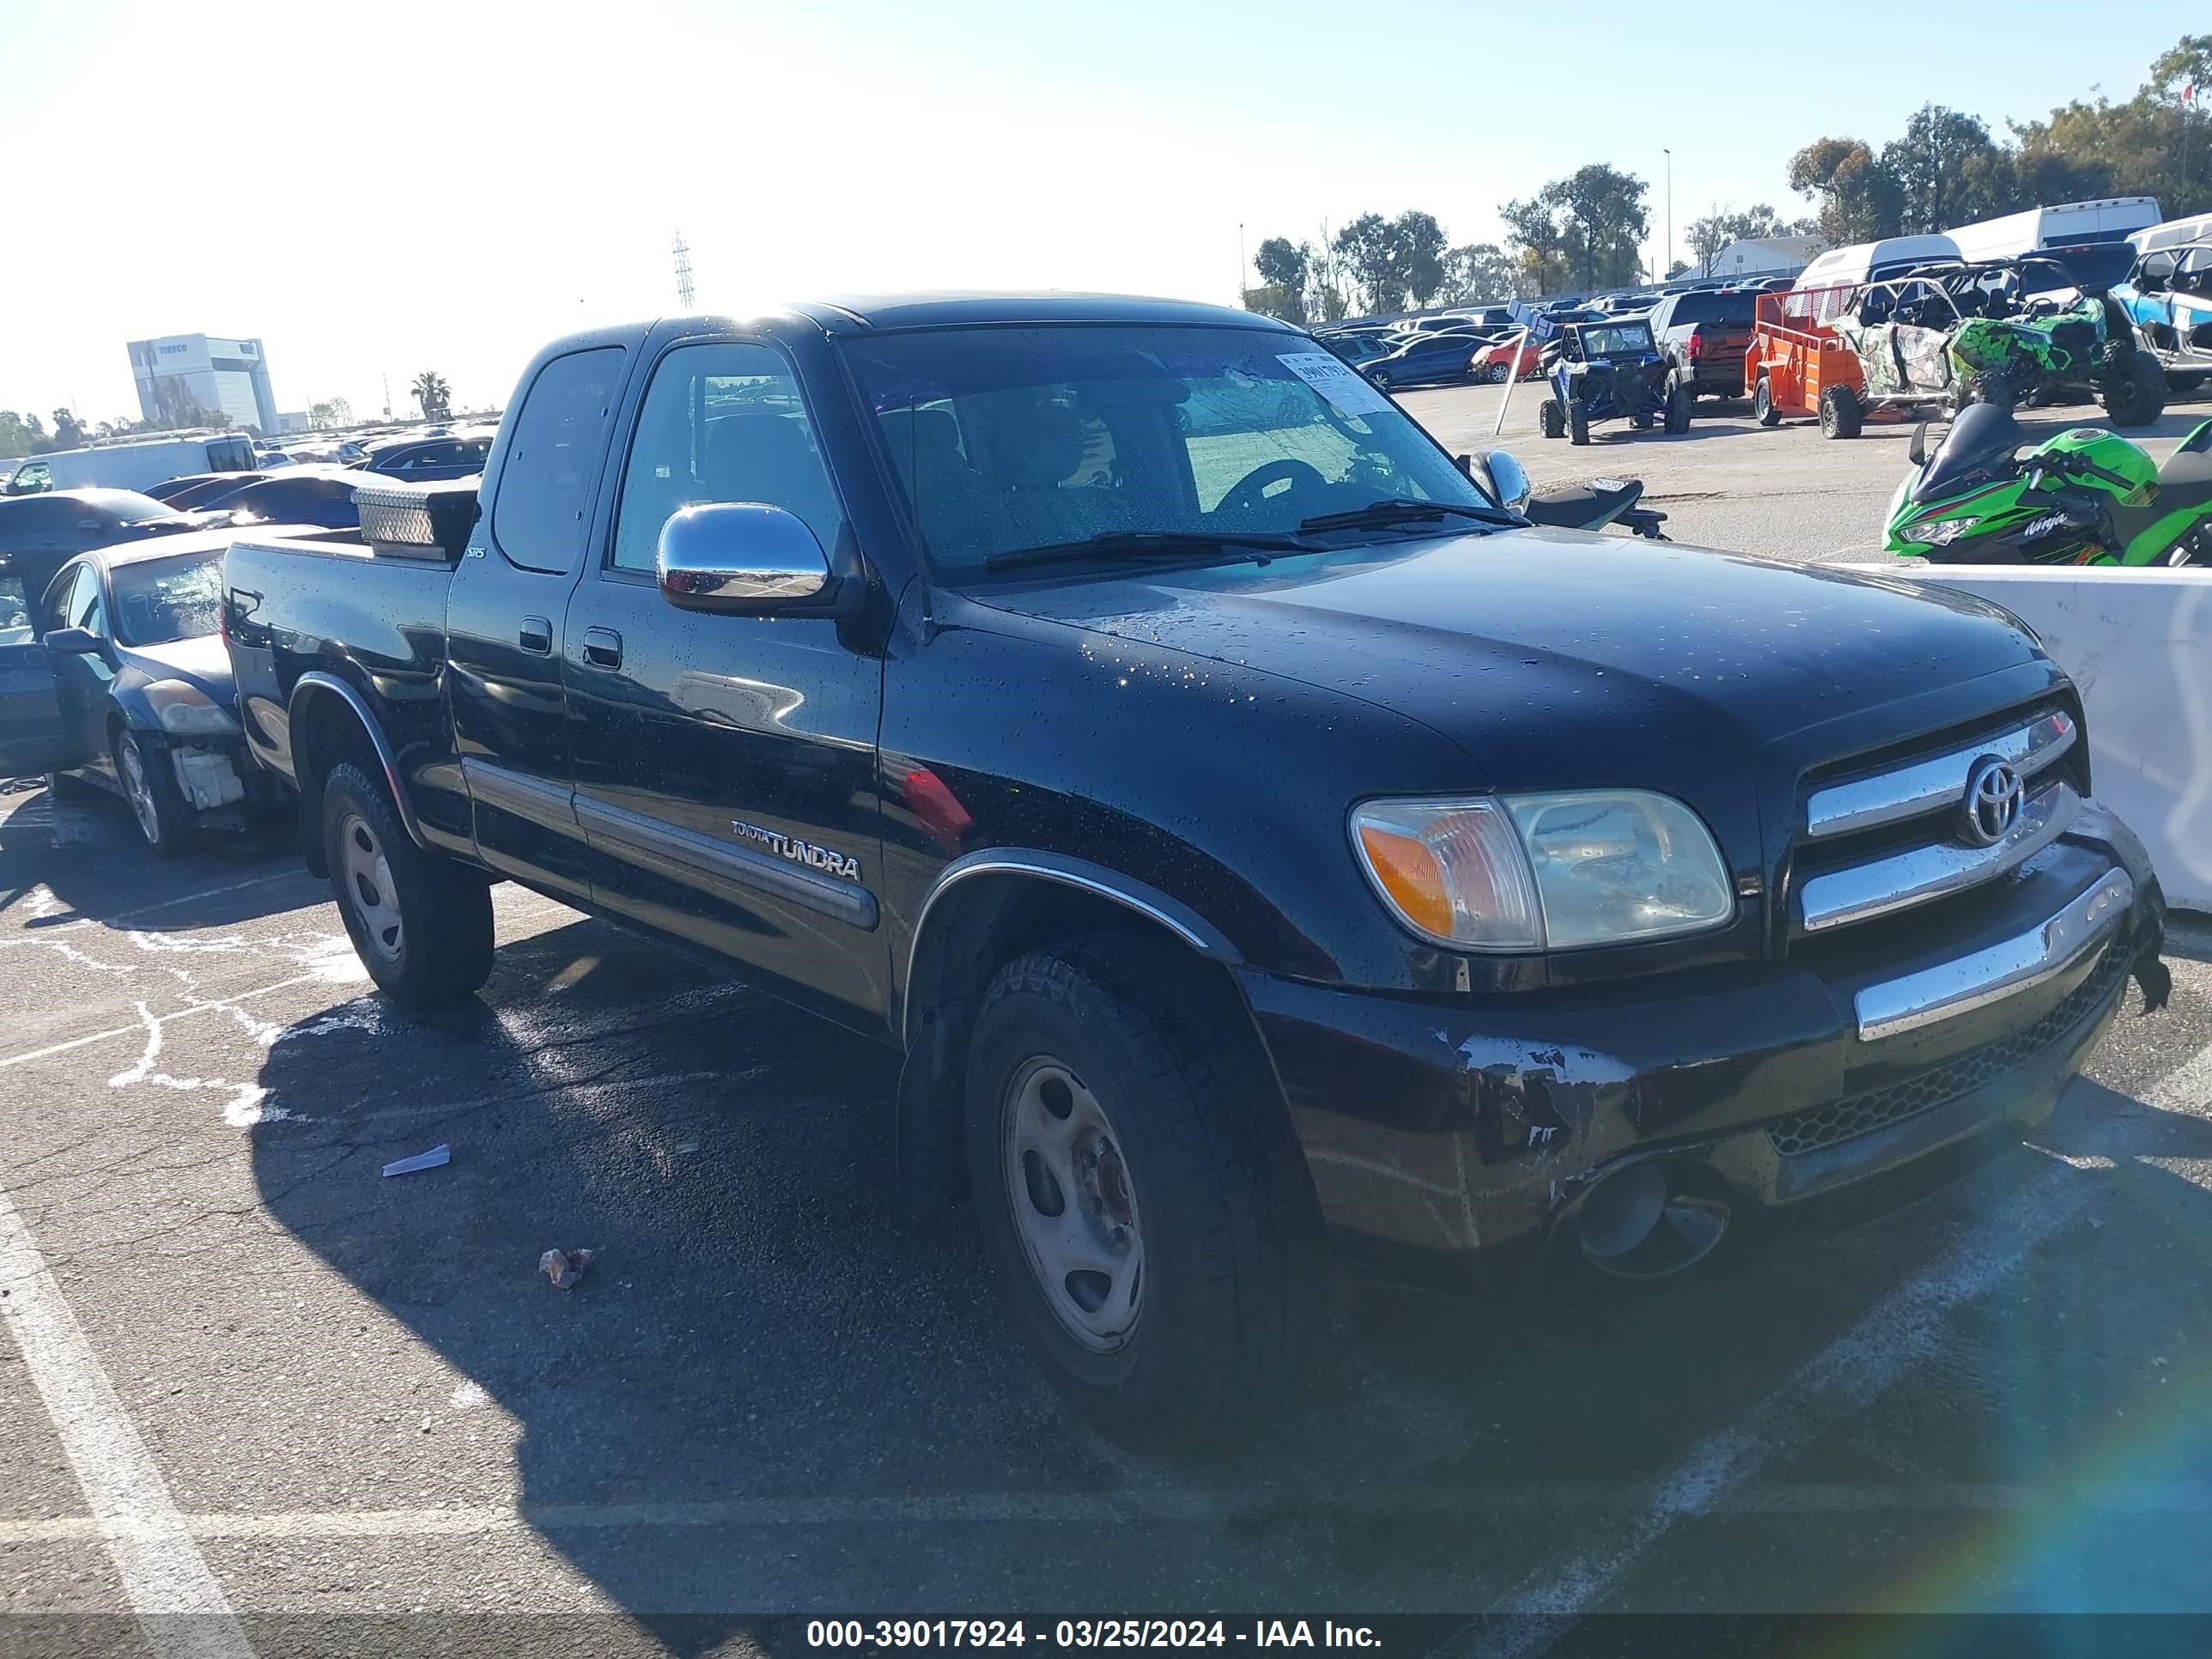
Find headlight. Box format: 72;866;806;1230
143;679;238;735
1352;791;1733;952
1899;515;1979;546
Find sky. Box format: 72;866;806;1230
0;0;2186;428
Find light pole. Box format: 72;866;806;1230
1238;222;1247;307
1662;149;1673;279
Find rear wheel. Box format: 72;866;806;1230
322;762;494;1014
1539;398;1565;440
1819;383;1863;440
1753;375;1781;427
114;730;191;858
1568;398;1591;446
2100;347;2166;428
1664;384;1694;435
965;935;1309;1449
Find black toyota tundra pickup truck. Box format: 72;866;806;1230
222;295;2167;1447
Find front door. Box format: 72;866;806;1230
446;344;630;897
0;555;82;779
46;563;116;782
561;337;888;1024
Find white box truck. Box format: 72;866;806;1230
3;432;258;496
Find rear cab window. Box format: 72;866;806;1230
490;347;629;574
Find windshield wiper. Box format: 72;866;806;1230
1295;497;1521;535
983;529;1316;574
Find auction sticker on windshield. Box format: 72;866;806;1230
1275;352;1395;417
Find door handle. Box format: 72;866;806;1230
518;617;552;654
581;627;623;669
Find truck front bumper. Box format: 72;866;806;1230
1239;806;2166;1290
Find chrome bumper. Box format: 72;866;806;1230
1853;866;2134;1042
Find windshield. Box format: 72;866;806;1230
842;325;1495;575
1911;402;2026;503
110;550;224;646
1583;323;1654;355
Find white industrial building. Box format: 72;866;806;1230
125;332;280;434
1705;234;1821;281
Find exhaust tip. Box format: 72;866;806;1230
1575;1160;1730;1279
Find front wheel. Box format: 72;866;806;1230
1663;384;1693;435
1753;375;1781;427
1539;398;1565;440
114;730;192;858
965;935;1308;1449
1567;398;1592;446
322;762;494;1014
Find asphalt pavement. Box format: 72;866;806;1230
6;385;2212;1656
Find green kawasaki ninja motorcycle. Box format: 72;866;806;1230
1886;404;2212;566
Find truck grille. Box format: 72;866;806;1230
1765;939;2129;1158
1789;705;2081;942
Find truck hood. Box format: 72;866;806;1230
969;528;2046;799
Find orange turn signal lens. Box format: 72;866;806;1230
1358;823;1453;939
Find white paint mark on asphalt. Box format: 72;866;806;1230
1468;1151;2098;1659
106;1002;291;1129
0;1186;256;1659
1;974;329;1070
448;1379;490;1411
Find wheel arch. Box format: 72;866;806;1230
893;851;1274;1212
288;672;428;878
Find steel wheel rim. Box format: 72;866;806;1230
1001;1057;1142;1352
118;738;161;844
338;811;404;963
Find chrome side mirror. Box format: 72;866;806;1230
656;502;834;614
1478;448;1534;515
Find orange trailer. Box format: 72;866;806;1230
1744;285;1866;433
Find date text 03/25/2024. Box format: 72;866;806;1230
805;1622;1382;1650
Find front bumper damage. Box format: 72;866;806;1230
1241;800;2166;1290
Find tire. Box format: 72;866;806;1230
963;934;1308;1449
1568;398;1591;446
1753;375;1781;427
1819;383;1863;440
1478;362;1506;385
2100;347;2166;428
1664;384;1693;435
113;729;192;858
1369;368;1392;390
321;761;494;1014
1539;398;1565;441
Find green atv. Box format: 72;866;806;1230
1936;256;2166;426
1885;404;2212;566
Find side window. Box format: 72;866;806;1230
61;565;104;635
490;346;627;574
43;567;79;635
610;341;845;574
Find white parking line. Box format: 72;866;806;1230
0;974;324;1070
105;871;319;925
1466;1149;2097;1657
0;1187;255;1659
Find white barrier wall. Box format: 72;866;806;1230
1847;564;2212;913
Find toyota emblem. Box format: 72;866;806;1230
1961;758;2025;846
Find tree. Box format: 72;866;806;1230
1393;210;1449;306
1788;137;1904;246
1882;105;2016;234
1499;194;1572;296
51;409;87;449
1249;237;1310;323
1332;213;1406;314
0;411;46;459
2009;34;2212;222
1504;167;1650;294
410;372;452;421
1436;243;1517;305
1686;202;1820;276
309;398;355;430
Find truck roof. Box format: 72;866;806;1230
537;295;1298;361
